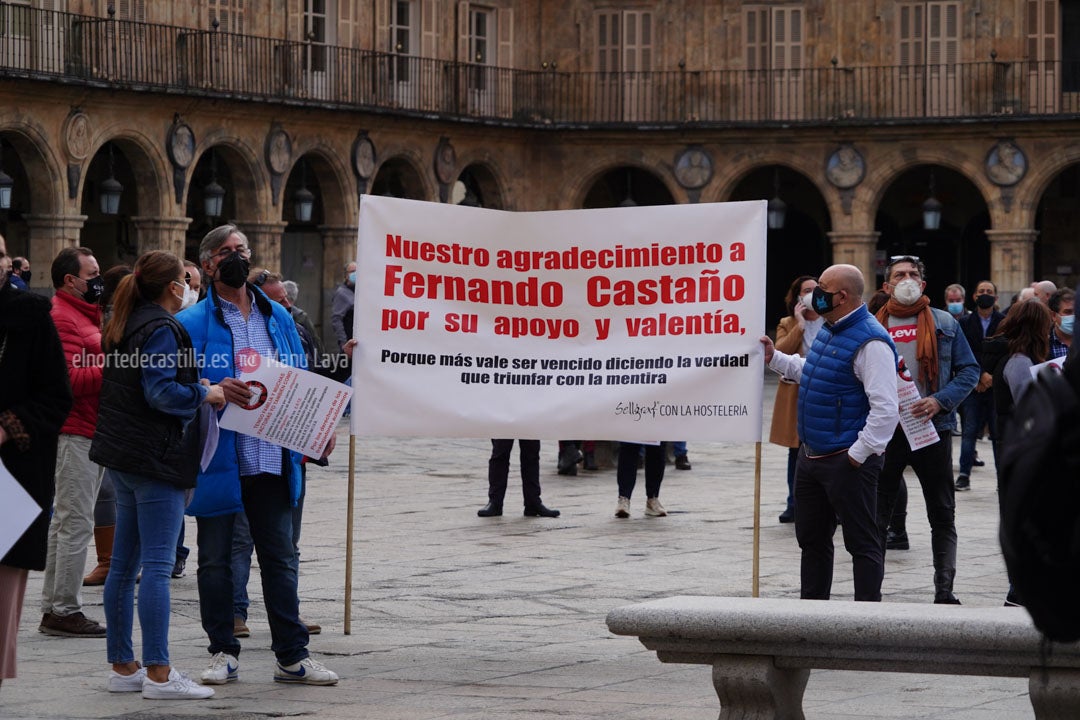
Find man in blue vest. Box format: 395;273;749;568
761;264;899;601
179;225;338;687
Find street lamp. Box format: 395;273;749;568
294;158;314;222
99;143;123;215
767;169;786;230
618;169;637;207
203;148;225;218
922;171;942;231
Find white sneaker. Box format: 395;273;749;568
615;496;631;518
142;668;215;699
645;497;668;517
274;656;339;685
107;666;146;692
200;652;239;685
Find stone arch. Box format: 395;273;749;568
283;142;354;227
1013;142;1080;231
85;125;171;218
452;158;508;209
563;158;682;209
0;119;64;217
370;149;432;201
188;134;270;224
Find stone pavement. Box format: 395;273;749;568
2;374;1032;719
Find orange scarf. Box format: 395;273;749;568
876;295;939;392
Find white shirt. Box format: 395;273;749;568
769;306;899;464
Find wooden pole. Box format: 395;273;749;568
752;440;762;598
344;434;356;634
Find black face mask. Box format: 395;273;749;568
18;270;30;283
975;294;996;310
81;276;105;305
217;251;250;289
811;286;839;314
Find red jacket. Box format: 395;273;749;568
51;290;103;438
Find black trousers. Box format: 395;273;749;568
795;447;885;601
616;442;665;499
876;427;958;595
487;439;541;508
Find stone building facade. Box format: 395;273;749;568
1;0;1077;332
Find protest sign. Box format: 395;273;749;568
0;459;41;559
351;196;766;442
219;355;350;457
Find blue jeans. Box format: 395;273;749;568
196;472;308;665
104;469;185;667
672;441;687;457
232;468;305;620
959;389;996;477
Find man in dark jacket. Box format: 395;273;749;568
0;233;73;684
956;280;1005;490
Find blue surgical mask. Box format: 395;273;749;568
1060;314;1074;336
947;302;964;315
348;271;356;285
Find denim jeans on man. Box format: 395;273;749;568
958;389;996;478
104;469;185;667
197;472;308;665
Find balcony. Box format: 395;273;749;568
1;3;1078;129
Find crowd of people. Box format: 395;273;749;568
765;259;1076;605
2;225;1076;698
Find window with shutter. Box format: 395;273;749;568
1026;0;1060;110
896;2;961;116
592;9;653;121
741;5;803;120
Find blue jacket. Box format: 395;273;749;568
919;307;980;433
178;283;308;517
799;304;896;454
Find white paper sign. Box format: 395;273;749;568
897;375;940;451
219;356;351;457
0;458;43;559
1029;357;1065;379
352;196;767;442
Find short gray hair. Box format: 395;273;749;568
944;283;965;301
199;224;248;264
283;279;299;303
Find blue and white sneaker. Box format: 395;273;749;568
274;657;339;685
200;652;239;685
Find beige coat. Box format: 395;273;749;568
768;315;806;448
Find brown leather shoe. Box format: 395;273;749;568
233;616;250;638
302;617;322;635
39;611;106;637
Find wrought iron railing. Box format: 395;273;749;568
1;4;1078;127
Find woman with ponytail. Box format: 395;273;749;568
89;251;224;700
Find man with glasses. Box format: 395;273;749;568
178;225;338;687
956;280;1004;490
874;255;979;605
761;264;899;602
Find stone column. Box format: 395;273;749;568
23;214;87;288
243;221;288;275
131;216;191;258
985;229;1038;304
320;225;360;345
827;231;880;298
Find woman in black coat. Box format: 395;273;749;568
0;237;73;686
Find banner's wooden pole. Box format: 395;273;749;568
344;434;356;634
752;441;762;598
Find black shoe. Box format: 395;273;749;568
582;452;598;471
477;503;503;517
955;474;970;491
973;456;985;467
524;503;560;518
557;446;582;475
674;455;692;471
886;530;909;550
171;557;186;579
934;591;961;605
778;508;795;524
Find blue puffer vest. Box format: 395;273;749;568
798;303;896;454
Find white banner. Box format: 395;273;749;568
351;196;766;442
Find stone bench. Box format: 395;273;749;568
606;596;1080;720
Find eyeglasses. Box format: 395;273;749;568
184;271;191;285
210;245;251;262
253;269;270;287
889;255;921;263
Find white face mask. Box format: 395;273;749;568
800;292;815;311
892;278;923;306
181;285;199;310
